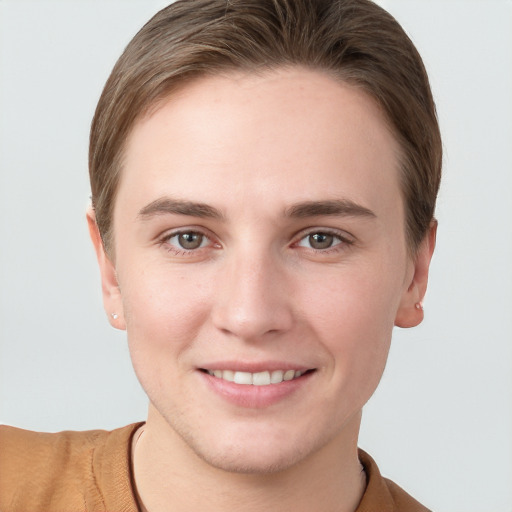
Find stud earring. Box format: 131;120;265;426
414;302;423;311
111;313;119;320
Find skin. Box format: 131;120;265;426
88;68;436;512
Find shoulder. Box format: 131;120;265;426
357;449;431;512
382;477;431;512
0;423;141;512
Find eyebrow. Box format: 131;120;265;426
138;197;224;220
285;199;376;219
137;197;376;221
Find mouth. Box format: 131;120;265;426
200;369;314;386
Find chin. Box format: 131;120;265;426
172;417;327;475
191;440;309;475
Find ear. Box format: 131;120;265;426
394;221;437;328
87;205;126;330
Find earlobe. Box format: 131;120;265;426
86;206;126;330
394;221;437;328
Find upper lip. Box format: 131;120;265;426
198;361;314;373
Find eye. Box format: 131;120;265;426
296;230;352;251
167;231;210;251
302;233;337;250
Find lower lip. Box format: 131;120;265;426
200;371;313;408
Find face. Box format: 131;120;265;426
90;68;433;473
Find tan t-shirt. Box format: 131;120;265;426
0;423;430;512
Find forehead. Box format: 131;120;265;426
118;68;402;216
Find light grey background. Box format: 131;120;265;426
0;1;511;511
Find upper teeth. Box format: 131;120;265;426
206;369;304;386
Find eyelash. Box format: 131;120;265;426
158;227;354;257
158;229;218;257
293;228;354;254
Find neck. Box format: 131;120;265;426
132;409;366;512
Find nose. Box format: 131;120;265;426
211;249;294;341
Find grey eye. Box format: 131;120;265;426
307;233;335;249
166;231;208;250
177;232;204;249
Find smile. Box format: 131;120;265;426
204;369;306;386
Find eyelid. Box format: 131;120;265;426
292;227;355;251
293;226;355;243
157;226;220;255
155;225;355;256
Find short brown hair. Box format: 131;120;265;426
89;0;442;254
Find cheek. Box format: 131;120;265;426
119;263;213;355
302;262;403;387
119;266;215;402
305;257;404;332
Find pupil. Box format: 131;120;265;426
310;233;333;249
179;232;202;249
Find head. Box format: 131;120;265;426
87;0;440;474
89;0;441;257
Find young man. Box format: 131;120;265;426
0;1;440;510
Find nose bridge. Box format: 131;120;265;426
212;244;293;340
